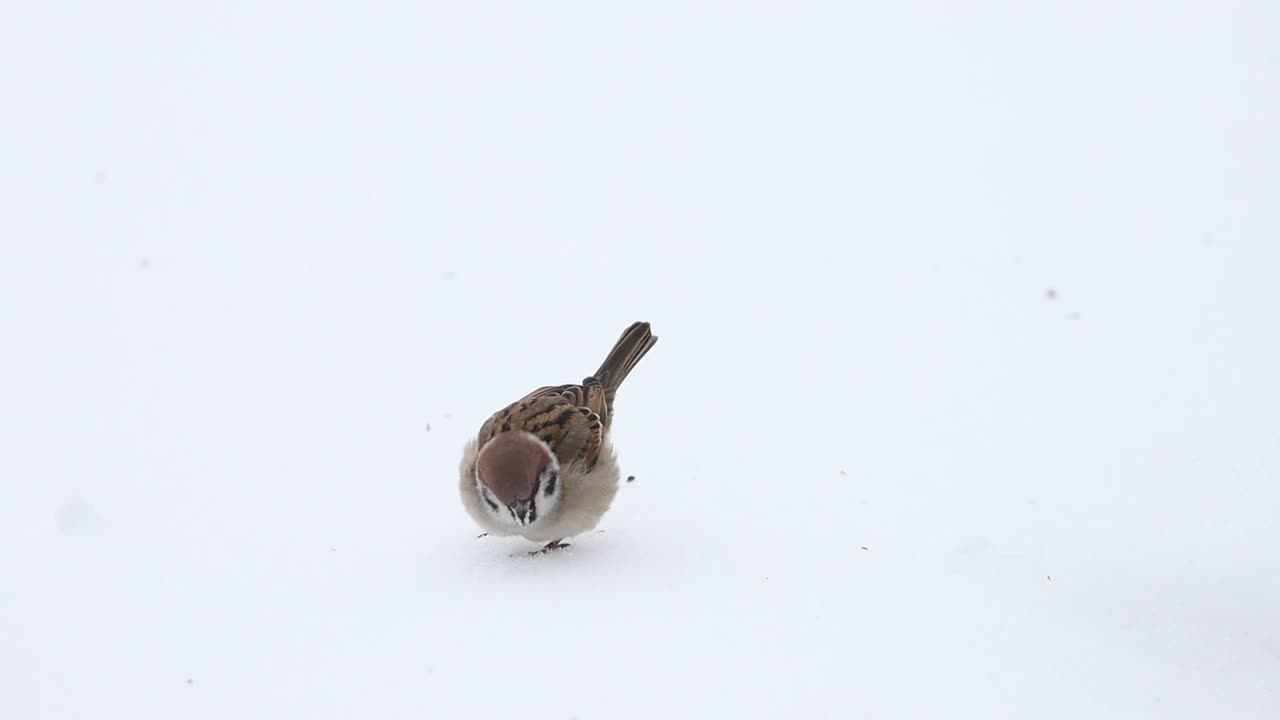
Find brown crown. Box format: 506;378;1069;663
476;433;549;505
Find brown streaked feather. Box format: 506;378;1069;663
477;322;657;470
479;393;600;468
593;321;659;411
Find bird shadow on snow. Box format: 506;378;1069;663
487;531;611;561
426;527;665;586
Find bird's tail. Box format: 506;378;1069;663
592;321;658;396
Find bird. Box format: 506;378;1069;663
458;321;657;553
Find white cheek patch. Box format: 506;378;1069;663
527;467;562;525
475;479;502;514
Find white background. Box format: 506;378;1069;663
3;2;1279;718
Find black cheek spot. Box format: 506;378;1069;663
544;473;557;496
482;493;498;511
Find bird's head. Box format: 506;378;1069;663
474;431;562;527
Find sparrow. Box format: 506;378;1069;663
458;321;657;553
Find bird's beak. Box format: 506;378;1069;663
511;500;534;526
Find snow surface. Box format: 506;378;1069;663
3;3;1280;718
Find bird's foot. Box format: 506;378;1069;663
476;533;489;539
529;540;571;556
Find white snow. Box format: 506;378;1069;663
3;3;1279;718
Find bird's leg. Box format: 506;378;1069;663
476;533;489;538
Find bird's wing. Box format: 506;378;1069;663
478;382;606;468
